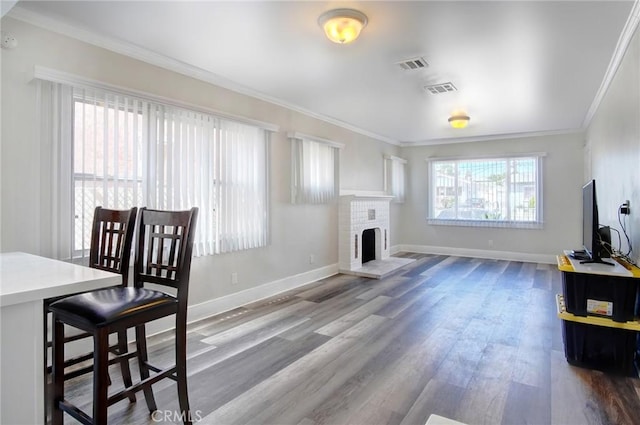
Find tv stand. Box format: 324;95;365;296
557;252;640;375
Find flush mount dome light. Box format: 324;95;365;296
318;9;368;44
448;114;470;129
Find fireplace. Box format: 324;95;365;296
361;228;377;264
339;194;414;278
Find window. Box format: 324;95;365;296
427;155;544;228
38;78;270;259
384;155;407;203
290;133;343;204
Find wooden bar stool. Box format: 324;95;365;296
44;207;138;406
49;207;198;425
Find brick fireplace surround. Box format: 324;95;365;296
338;194;415;279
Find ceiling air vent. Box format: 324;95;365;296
424;82;457;95
396;56;429;71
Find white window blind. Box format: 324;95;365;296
427;154;544;228
37;80;269;259
216;120;268;253
290;133;343;204
385;155;407;203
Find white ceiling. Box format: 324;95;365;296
9;1;637;145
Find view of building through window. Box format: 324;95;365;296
430;157;539;223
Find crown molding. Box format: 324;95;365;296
582;0;640;128
8;6;400;146
400;128;584;147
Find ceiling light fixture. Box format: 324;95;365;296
448;114;470;129
318;9;368;44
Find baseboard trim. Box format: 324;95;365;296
390;244;403;255
397;244;556;264
186;263;339;326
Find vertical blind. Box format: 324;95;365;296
385;155;407;203
38;80;269;260
73;90;146;256
216;120;268;253
290;135;342;204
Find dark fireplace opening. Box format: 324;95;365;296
362;228;376;264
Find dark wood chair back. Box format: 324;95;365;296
89;206;138;284
133;207;198;301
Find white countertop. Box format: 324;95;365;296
0;252;120;306
1;252;122;424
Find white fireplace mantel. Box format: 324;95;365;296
338;194;414;278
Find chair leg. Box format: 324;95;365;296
116;330;136;403
135;324;157;413
94;328;110;425
176;317;191;425
51;316;65;425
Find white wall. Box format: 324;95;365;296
586;26;640;263
397;133;585;262
0;17;399;318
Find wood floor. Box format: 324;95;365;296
63;254;640;425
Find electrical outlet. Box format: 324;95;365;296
231;272;238;285
621;200;631;215
309;254;315;265
488;239;494;248
1;32;17;49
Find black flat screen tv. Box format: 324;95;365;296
581;179;613;265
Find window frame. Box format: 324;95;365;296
426;153;545;229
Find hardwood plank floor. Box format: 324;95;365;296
63;254;640;424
